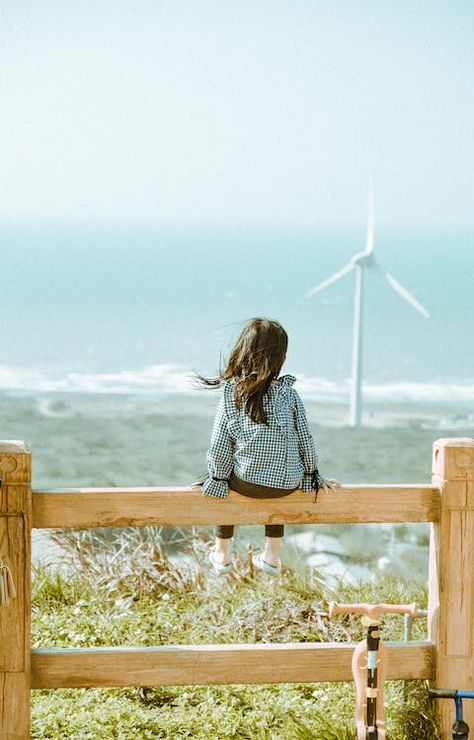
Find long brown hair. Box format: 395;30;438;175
198;318;288;424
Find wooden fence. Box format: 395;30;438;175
0;436;473;738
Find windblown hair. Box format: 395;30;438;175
198;318;288;424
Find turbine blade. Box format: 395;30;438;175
373;265;430;317
366;176;374;255
305;261;355;299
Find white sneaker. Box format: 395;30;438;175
252;552;281;575
209;548;231;574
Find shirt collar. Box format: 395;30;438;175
274;374;296;389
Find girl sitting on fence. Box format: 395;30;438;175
197;317;340;575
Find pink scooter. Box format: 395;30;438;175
329;601;417;739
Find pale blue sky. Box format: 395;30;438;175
1;1;473;229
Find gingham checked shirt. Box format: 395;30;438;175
201;374;323;499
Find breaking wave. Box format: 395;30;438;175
0;364;472;404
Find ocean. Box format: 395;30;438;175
2;225;473;583
2;225;473;390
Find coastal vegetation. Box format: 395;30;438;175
31;527;438;739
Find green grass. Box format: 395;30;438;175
31;528;439;739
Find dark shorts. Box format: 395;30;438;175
215;474;298;539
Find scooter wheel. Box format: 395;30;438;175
453;718;469;739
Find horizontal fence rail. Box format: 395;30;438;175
31;641;434;689
32;484;441;529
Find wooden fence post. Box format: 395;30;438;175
429;437;474;738
0;441;32;739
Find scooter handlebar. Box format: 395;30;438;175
328;601;417;620
429;688;474;700
428;688;457;699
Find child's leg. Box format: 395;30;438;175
214;526;233;564
264;525;283;567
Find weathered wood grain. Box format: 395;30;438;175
31;641;434;689
32;484;440;529
429;437;474;739
0;441;32;739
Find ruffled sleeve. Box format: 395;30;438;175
292;389;323;494
301;469;325;494
200;390;234;499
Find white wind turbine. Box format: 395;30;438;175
306;179;430;427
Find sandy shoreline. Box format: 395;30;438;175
2;390;472;489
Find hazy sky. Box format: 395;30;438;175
1;1;473;229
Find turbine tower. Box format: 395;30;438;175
305;179;430;427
